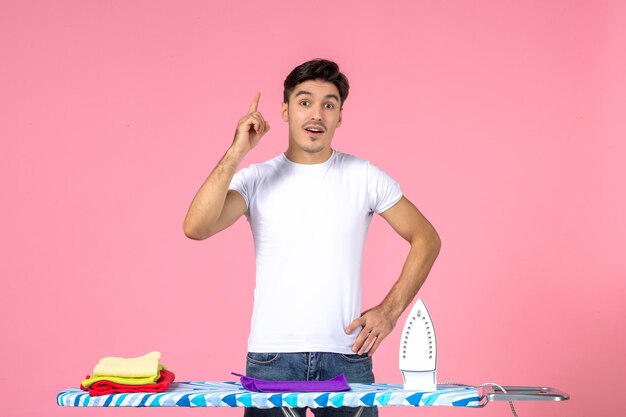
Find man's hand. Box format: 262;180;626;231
345;304;399;356
232;92;270;155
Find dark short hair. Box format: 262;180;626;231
283;59;350;108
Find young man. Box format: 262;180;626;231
183;59;441;417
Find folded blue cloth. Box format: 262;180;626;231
232;372;350;393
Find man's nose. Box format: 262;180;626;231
310;105;322;120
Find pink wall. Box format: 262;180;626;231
1;1;624;416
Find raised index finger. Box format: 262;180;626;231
248;92;260;113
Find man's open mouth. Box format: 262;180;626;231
304;125;325;135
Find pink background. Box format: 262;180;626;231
1;1;624;416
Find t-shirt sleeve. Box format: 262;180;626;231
367;161;403;213
228;166;252;209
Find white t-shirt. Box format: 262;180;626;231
229;150;403;354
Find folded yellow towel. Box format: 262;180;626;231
93;351;161;378
82;365;164;388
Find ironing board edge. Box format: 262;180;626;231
57;382;482;408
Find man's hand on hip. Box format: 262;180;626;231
345;305;399;356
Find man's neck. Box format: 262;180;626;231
284;147;334;165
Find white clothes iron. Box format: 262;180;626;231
399;298;437;391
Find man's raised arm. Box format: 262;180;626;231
183;92;270;240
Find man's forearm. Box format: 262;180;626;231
183;147;245;240
346;229;440;356
379;233;441;322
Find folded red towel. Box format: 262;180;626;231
80;369;175;396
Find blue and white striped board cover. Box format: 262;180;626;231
57;382;481;408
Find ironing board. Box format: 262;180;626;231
57;381;569;416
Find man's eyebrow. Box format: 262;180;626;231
294;90;340;102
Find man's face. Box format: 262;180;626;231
281;79;342;155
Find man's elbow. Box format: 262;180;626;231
430;230;442;257
412;228;441;258
183;222;212;241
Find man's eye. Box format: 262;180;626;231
325;103;335;109
300;100;310;106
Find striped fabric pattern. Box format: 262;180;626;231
57;382;481;408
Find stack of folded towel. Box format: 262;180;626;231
80;351;175;396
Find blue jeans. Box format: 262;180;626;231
244;352;378;417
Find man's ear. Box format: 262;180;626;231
337;109;342;127
281;102;289;122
